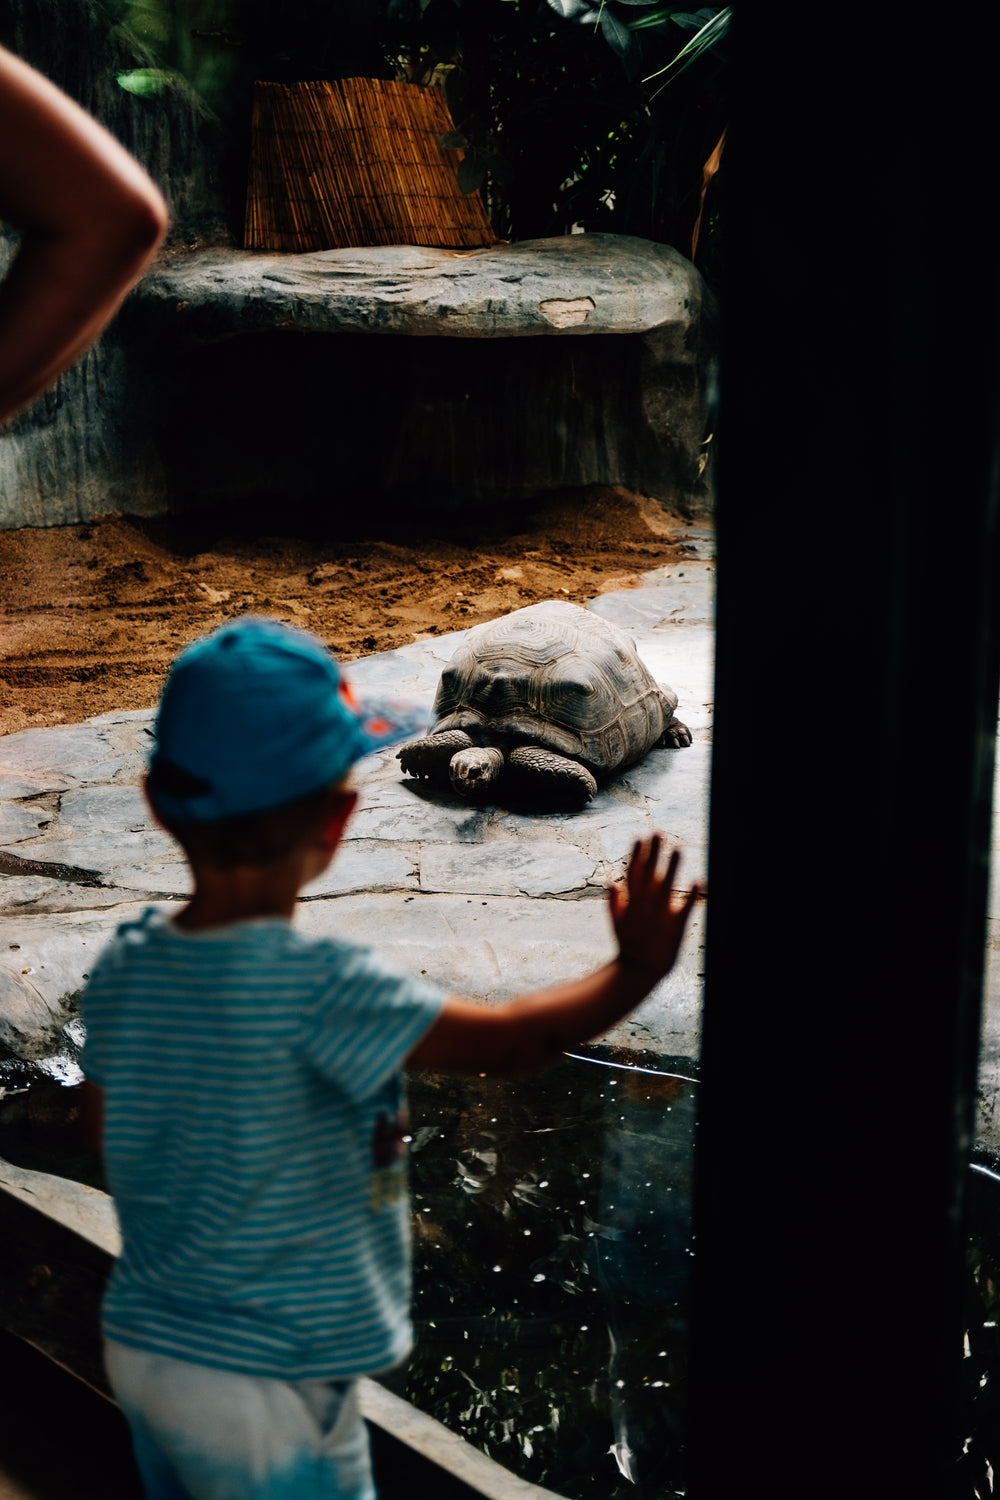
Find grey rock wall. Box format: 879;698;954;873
120;236;718;522
0;324;168;530
0;0;233;528
0;0;716;528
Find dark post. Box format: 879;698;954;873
689;13;1000;1497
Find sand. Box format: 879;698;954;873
0;487;689;736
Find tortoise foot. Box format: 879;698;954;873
397;729;474;780
658;717;692;749
449;746;505;798
508;745;597;808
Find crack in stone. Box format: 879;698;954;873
0;851;104;887
480;941;503;982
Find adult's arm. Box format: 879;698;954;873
0;45;168;422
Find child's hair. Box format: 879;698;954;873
148;761;350;870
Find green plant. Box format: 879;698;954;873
95;0;729;271
395;0;729;270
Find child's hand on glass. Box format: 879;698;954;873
608;836;701;983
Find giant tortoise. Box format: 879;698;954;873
397;600;690;808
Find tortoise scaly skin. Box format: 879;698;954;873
397;601;690;809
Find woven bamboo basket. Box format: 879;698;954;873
243;78;495;252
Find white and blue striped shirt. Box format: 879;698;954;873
81;908;444;1380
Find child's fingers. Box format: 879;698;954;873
674;881;701;927
621;837;697;933
627;834;662;893
660;847;682;897
628;836;682;903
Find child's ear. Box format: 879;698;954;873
318;788;358;851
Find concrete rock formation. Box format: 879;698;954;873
0;1;716;529
2;232;716;527
136;235;707;342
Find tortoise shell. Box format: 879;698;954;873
431;600;677;776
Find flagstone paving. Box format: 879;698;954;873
3;523;999;1155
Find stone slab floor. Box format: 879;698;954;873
3;523;1000;1154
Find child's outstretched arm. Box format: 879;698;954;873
407;836;700;1077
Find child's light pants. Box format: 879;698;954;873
105;1339;375;1500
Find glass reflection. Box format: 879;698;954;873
402;1051;697;1499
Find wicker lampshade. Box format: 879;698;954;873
243;77;496;253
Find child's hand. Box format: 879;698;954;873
607;836;700;983
410;835;701;1078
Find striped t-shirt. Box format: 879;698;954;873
81;908;444;1380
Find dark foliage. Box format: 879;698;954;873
953;1161;1000;1497
92;0;728;274
377;0;729;268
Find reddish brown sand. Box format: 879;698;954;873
0;487;689;737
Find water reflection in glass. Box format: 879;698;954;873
401;1051;698;1499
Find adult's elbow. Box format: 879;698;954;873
81;173;169;284
117;182;168;266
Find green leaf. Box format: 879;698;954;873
116;67;180;96
671;8;720;25
599;7;633;58
457;154;486;194
628;12;674;29
439;130;468;150
546;0;600;19
643;4;731;88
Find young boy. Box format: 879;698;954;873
80;616;699;1500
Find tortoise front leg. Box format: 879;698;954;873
508;745;598;807
397;729;474;781
449;746;505;798
658;716;692;749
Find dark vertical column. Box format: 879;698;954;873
689;14;1000;1497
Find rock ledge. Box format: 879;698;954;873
135;234;706;344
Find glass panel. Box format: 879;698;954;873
403;1052;697;1498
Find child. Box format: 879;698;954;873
80;616;699;1500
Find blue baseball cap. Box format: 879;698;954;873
148;617;429;824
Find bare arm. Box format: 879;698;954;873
0;45;168;422
408;838;700;1077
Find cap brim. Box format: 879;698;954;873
351;695;434;760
